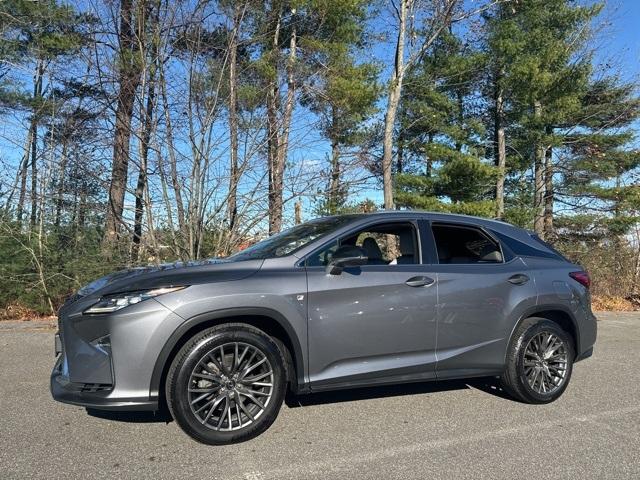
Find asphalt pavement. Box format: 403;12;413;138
1;312;639;479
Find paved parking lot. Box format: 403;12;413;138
1;312;639;479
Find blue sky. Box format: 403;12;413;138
599;0;640;80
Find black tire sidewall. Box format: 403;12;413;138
168;326;286;445
515;320;574;403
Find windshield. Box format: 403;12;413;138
228;216;356;261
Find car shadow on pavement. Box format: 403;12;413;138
86;408;172;424
286;376;513;408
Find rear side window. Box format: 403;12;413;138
431;224;503;264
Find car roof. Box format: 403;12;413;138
320;210;514;229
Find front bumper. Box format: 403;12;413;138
50;354;157;410
50;296;185;412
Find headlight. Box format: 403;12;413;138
84;286;186;314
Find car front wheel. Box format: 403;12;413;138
166;324;287;444
501;318;574;404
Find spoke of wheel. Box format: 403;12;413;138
238;349;257;376
191;391;215;405
250;382;273;388
234;345;249;374
241;392;266;410
217;397;229;429
201;393;226;424
243;370;273;384
243;388;270;397
218;345;231;376
192;372;222;383
236;402;243;428
189;385;220;394
530;370;540;391
235;391;255;421
227;400;233;430
241;356;267;379
231;343;239;374
207;354;226;377
194;392;225;415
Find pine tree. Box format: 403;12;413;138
0;0;89;227
489;0;601;237
394;30;496;216
301;0;379;215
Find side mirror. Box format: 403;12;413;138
326;245;368;275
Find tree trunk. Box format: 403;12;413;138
543;132;554;237
16;127;33;226
396;129;404;175
267;7;296;235
381;0;408;210
54;140;69;227
104;0;143;246
131;68;156;262
533;100;545;237
425;133;433;177
29;59;44;230
494;70;506;219
227;5;241;236
131;0;158;262
328;137;341;214
294;201;302;225
159;63;185;238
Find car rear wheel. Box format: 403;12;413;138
501;317;574;404
166;324;287;444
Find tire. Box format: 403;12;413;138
166;323;287;445
501;317;574;404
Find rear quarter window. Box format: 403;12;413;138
493;231;565;261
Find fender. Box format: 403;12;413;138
149;307;307;400
505;303;580;363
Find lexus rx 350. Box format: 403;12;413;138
51;212;597;444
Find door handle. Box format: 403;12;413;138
508;274;530;285
405;276;435;287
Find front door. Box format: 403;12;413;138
304;220;438;390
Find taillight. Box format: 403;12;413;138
569;271;591;288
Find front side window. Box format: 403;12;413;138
432;223;503;264
306;222;419;267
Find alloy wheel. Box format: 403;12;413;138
523;332;569;395
188;342;274;431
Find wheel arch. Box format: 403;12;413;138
150;307;306;407
507;305;580;360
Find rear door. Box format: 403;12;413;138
305;219;438;390
423;221;538;378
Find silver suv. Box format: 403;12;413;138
51;212;597;444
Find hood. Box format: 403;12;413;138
76;258;264;298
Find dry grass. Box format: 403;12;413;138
591;295;639;312
0;304;55;322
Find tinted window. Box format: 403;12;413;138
432;224;503;264
229;216;355;261
306;223;419;267
493;231;564;261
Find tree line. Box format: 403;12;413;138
0;0;639;315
